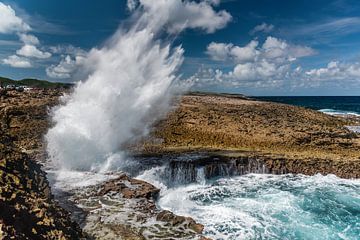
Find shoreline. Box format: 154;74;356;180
1;89;359;238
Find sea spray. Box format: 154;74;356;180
45;0;231;171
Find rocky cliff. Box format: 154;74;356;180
0;90;84;239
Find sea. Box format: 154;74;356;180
50;96;360;240
255;96;360;117
152;96;360;240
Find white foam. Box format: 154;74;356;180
157;174;360;240
47;170;119;192
319;109;360;117
346;126;360;133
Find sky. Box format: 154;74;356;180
1;0;360;96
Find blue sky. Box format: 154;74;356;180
1;0;360;95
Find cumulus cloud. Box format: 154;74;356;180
206;40;260;63
249;23;274;35
16;45;52;59
0;3;30;33
46;55;85;79
207;36;315;65
0;3;53;68
45;45;87;79
130;0;232;33
206;42;234;61
306;61;360;80
202;36;316;87
2;55;32;68
201;36;360;91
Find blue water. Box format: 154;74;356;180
158;174;360;240
256;96;360;116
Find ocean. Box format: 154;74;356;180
255;96;360;116
157;174;360;240
153;96;360;239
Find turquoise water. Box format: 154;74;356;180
158;174;360;240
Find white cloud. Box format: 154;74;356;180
17;33;39;45
206;40;260;62
206;42;234;61
207;36;315;65
16;44;51;59
137;0;232;34
230;40;259;63
46;55;85;79
306;61;360;80
0;3;30;33
250;23;274;35
49;45;87;56
46;45;87;79
2;55;32;68
202;36;316;87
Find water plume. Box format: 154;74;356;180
45;0;231;171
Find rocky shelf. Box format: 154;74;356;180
1;89;359;239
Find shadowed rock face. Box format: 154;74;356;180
0;90;84;239
163;152;360;183
0;130;84;239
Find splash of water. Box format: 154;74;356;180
157;174;360;240
45;0;231;171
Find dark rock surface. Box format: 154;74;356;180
0;128;84;239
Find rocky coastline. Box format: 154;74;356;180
0;90;84;239
1;89;359;239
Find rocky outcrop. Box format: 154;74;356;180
67;174;206;240
155;151;360;184
0;90;84;239
0;130;84;239
0;90;61;161
138;93;360;178
97;174;160;199
1;89;359;239
147;94;360;156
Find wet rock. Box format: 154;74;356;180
156;210;204;234
98;174;160;199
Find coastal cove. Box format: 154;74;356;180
1;89;359;239
2;1;360;239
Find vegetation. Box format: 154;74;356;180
0;76;74;89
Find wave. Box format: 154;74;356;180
319;109;360;117
157;174;360;240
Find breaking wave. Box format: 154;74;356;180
157;174;360;240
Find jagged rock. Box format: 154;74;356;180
156;210;204;234
98;174;160;199
0;90;84;239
